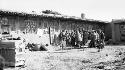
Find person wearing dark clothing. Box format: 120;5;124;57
71;32;76;48
88;31;96;48
97;29;105;50
53;34;58;46
65;31;69;47
88;32;91;40
67;33;72;47
58;32;63;42
59;30;66;49
100;30;105;45
82;31;89;46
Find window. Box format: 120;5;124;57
120;24;125;35
0;17;10;34
24;20;37;33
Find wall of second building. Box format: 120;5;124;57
110;21;125;43
119;23;125;41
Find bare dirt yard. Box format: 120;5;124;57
4;46;125;70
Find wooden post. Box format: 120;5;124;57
49;27;51;44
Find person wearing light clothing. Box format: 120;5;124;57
76;29;82;48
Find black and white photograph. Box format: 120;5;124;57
0;0;125;70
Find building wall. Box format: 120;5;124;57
119;23;125;41
110;21;125;43
0;15;106;34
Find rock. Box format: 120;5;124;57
106;54;108;56
105;66;114;70
82;60;91;63
122;57;125;61
119;52;122;55
96;65;104;69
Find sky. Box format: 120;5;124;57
0;0;125;22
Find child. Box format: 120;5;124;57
60;37;66;50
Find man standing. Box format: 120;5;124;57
82;30;89;46
98;29;105;49
89;30;96;48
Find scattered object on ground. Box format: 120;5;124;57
40;45;47;51
119;51;122;55
106;54;108;56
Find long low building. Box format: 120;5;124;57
0;10;108;44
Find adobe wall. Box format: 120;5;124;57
0;15;106;34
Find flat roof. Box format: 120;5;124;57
0;9;107;24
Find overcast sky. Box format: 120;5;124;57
0;0;125;21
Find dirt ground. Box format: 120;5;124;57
4;46;125;70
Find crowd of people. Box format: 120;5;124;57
57;28;105;51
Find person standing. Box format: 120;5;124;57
65;31;69;47
68;33;72;47
82;30;89;46
99;29;105;46
59;30;66;50
71;31;75;48
94;30;100;46
88;30;96;48
76;29;82;48
97;29;105;49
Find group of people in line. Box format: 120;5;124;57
58;28;105;51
